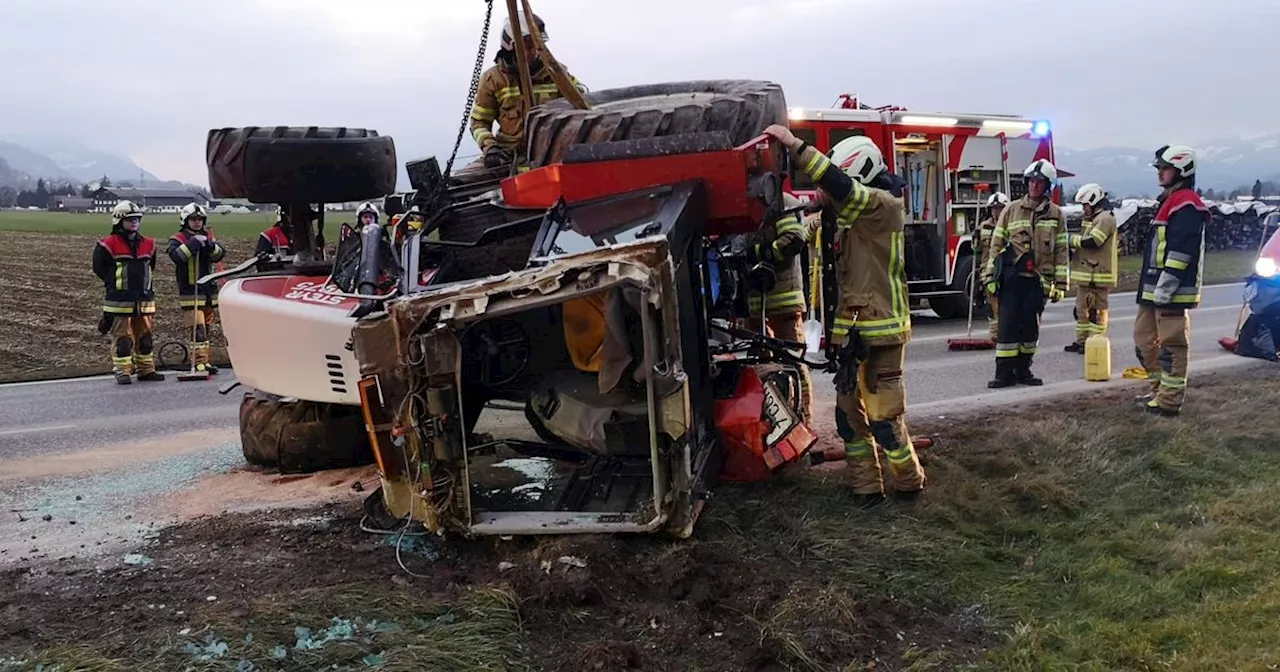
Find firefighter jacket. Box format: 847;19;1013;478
746;192;807;315
1069;210;1118;288
168;229;226;308
93;230;157;316
255;225;292;257
469;55;587;154
1139;187;1208;309
796;146;911;347
975;216;998;280
981;195;1069;295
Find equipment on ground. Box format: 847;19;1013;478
1084;333;1111;381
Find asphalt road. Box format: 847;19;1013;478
0;282;1255;461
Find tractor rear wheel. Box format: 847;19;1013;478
524;80;787;168
206;126;397;204
239;392;374;473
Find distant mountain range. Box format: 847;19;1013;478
1057;134;1280;198
1;132;1277;200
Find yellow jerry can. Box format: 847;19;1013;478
1084;333;1112;381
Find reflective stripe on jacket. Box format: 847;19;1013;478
981;195;1069;295
747;193;808;315
93;231;157;315
168;229;226;308
1070;210;1118;288
469;61;586;153
797;147;911;347
1138;188;1208;308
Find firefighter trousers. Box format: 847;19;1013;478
1134;306;1190;412
995;274;1045;377
110;315;156;376
748;310;813;422
182;306;217;369
834;343;925;495
986;292;999;342
1074;285;1110;344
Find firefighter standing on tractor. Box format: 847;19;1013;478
976;192;1009;343
745;192;813;421
1135;145;1208;417
764;123;926;505
467;11;586;171
94;201;164;385
255;207;293;258
1065;183;1118;353
168;202;226;375
981;160;1069;388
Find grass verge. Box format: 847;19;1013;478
1115;248;1255;292
5;366;1280;670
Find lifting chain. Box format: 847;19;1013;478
439;0;496;188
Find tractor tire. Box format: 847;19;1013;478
238;392;374;473
206;126;397;204
524;80;787;168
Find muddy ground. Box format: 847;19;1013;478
0;231;245;383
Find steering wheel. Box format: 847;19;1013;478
460;318;532;388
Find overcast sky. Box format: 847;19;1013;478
1;0;1275;184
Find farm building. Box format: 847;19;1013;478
89;187;208;214
50;196;92;213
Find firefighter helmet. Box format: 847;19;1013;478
1023;159;1058;187
501;11;547;51
111;200;143;225
356;202;379;222
274;206;284;224
179;202;208;228
1152;144;1196;178
830;136;887;186
1074;183;1106;207
986;192;1010;208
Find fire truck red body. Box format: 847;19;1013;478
786;94;1066;319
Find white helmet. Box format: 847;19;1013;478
111;200;143;224
1152;144;1196;178
986;192;1010;208
274;206;284;223
830;135;886;185
501;11;547;51
1023;159;1058;187
179;202;208;227
356;202;379;221
1074;183;1106;207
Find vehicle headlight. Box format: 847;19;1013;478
1256;257;1278;278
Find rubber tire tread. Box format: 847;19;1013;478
524;80;787;168
206;126;396;204
239;393;374;473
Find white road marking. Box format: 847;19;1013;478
0;375;116;389
0;424;77;436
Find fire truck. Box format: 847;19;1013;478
785;95;1065;319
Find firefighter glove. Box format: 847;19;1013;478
986;280;998;296
832;329;869;394
1153;271;1179;305
1048;287;1065;303
96;313;113;335
483;144;512;168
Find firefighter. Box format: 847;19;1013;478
466;11;587;171
1135;145;1208;417
93;201;163;385
764;123;925;505
745;192;812;421
977;192;1010;342
355;202;379;229
1065;183;1118;353
255;207;293;257
168;202;226;375
981;160;1069;388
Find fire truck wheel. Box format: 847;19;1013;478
524;80;787;168
206;126;397;204
239;392;375;473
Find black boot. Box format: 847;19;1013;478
114;371;132;385
136;371;165;382
1064;342;1085;354
987;359;1017;389
1015;355;1043;386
